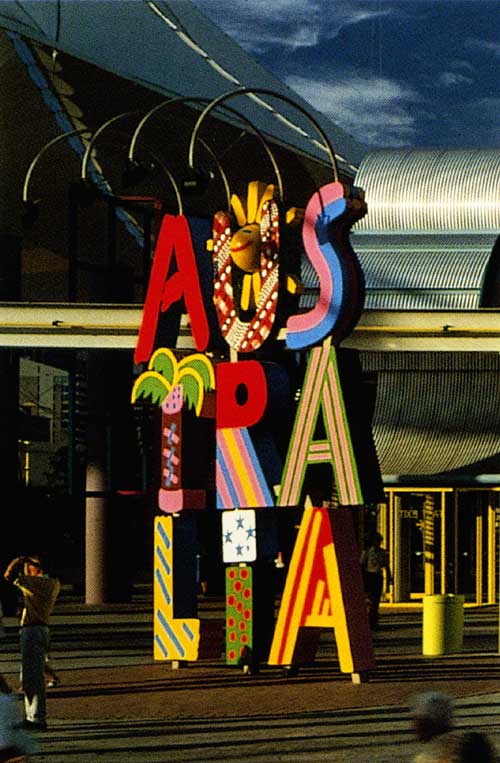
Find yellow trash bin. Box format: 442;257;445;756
422;594;464;656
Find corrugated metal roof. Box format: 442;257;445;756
299;233;498;310
354;149;500;233
361;352;500;477
298;149;500;311
353;232;497;309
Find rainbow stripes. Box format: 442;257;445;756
278;344;363;507
216;428;274;509
153;517;200;661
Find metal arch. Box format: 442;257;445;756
127;96;231;208
187;87;339;184
80;110;142;182
80;110;183;213
197;137;230;210
136;146;183;215
127;95;284;204
23;128;92;203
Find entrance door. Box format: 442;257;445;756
389;489;448;602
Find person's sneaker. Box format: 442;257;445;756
22;719;47;731
47;678;60;688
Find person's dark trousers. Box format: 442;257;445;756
20;625;49;723
363;571;383;630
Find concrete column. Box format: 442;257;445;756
85;458;108;604
84;351;109;605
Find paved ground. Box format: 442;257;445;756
1;588;499;761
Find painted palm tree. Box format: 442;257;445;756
131;347;215;413
131;348;215;512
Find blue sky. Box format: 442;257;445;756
190;0;500;150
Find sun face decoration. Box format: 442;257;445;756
229;181;276;312
211;181;281;353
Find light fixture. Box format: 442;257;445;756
122;158;150;187
127;95;284;207
79;110;143;202
181;165;213;197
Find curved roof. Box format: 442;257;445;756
342;149;500;310
354;149;500;233
0;0;366;173
350;233;499;310
362;352;500;480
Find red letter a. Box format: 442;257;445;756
135;214;209;364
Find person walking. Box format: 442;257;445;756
360;531;393;630
3;555;60;731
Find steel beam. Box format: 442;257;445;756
0;303;499;350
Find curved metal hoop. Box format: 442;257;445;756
80;110;142;182
128;95;284;204
137;147;184;215
80;110;183;214
23;128;92;203
197;137;231;208
188;87;339;184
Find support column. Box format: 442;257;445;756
393;493;411;603
453;491;459;594
83;350;142;604
85;459;108;604
84;352;109;604
440;490;446;594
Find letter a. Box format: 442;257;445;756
268;506;375;676
278;343;364;507
135;214;209;364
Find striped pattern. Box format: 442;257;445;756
300;148;500;311
269;507;374;673
216;427;274;509
361;351;500;477
153;516;200;661
286;182;365;349
278;344;363;507
300;232;497;312
355;149;500;233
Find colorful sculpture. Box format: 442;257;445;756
132;170;381;679
131;348;215;512
269;506;375;678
